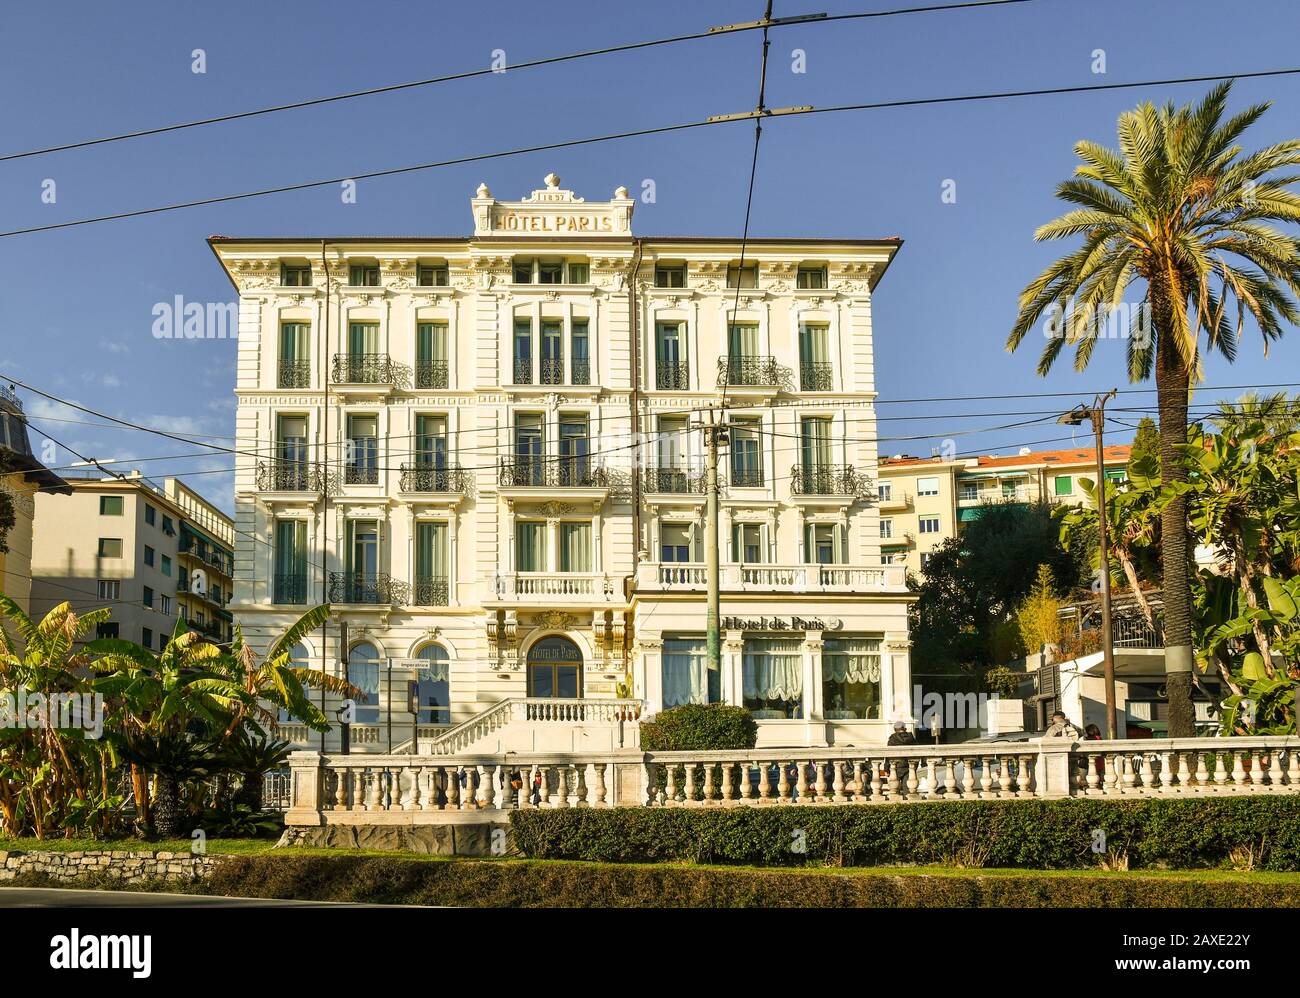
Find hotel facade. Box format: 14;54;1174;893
211;175;912;754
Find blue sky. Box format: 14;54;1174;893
2;0;1299;513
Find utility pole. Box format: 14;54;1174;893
703;412;729;675
1060;389;1119;738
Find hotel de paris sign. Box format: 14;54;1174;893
472;173;635;238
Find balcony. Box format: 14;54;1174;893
729;467;765;489
278;360;311;389
539;358;564;386
491;572;617;604
656;362;690;391
416;360;449;389
344;463;379;486
327;572;410;606
642;465;706;495
877;489;911;510
414;575;450;606
273;574;308;605
572;360;591;386
398;464;467;494
498;458;607;490
256;460;335;495
790;464;872;499
717;355;783;390
880;531;915;547
512;359;532;385
635;562;908;594
799;361;834;392
331;353;395;385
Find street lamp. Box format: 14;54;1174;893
334;704;351;756
1059;389;1119;739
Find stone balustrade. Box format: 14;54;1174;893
283;735;1300;826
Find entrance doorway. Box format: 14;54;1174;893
526;635;583;699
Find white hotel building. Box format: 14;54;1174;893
211;175;913;754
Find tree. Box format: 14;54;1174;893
910;501;1088;675
1129;417;1161;476
1006;82;1300;736
1212;391;1300;437
1015;564;1067;656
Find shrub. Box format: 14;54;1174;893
983;665;1023;699
510;796;1300;872
639;704;757;752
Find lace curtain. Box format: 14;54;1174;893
823;637;882;685
742;638;803;701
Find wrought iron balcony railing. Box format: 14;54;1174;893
414;575;450;606
790;464;872;498
416;359;449;389
642;465;706;494
256;460;335;494
0;383;22;411
498;458;607;489
331;353;395;385
327;572;409;606
571;360;591;386
799;361;834;392
278;359;311;389
398;464;467;493
344;463;379;485
512;359;532;385
539;358;564;386
656;362;689;391
273;573;308;605
717;355;782;388
729;466;765;488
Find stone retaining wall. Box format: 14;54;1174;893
279;822;511;855
0;850;224;883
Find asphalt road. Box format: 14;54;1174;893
0;887;396;907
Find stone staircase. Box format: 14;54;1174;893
407;697;643;755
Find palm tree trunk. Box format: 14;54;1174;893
1154;326;1197;737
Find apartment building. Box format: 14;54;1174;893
210;174;912;752
0;383;71;615
30;473;235;648
877;444;1132;575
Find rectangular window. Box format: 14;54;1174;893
98;538;122;558
142;627;153;649
798;324;831;390
515;521;544;572
513;414;543;485
96;622;119;640
558;522;592;572
538;260;563;284
416;322;448;388
415;521;449;604
279;322;311;387
346;520;380;580
726;263;758;289
160;594;172;616
348;264;379;287
879;519;893;539
566;262;589;284
796;265;827;290
822;636;882;720
655;322;686;389
921;552;933;570
417;264;448;287
540;321;563;385
732;523;764;564
877;481;892;501
97;579;119;600
662;636;719;707
274;519;307;604
513;319;532;384
654;264;686;288
280;263;312;286
804;523;842;565
729;416;763;487
1054;475;1074;496
99;495;123;516
570;320;590;385
144;504;156;526
346;414;379;485
513;260;533;284
799;416;833;472
414;414;448;471
143;585;154;608
742;637;802;718
161;555;172;576
557;415;590;486
347;321;379;357
660;522;693;563
143;545;155;567
656;414;687;471
917;476;940;497
161;516;174;536
918;517;941;534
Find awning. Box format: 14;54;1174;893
959;502;1028;522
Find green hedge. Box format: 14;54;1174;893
510;796;1300;871
12;858;1300;907
639;704;757;751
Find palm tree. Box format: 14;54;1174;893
1007;82;1300;735
1212;391;1300;436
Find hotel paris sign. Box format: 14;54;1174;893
472;173;635;237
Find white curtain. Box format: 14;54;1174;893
743;638;803;701
823;638;882;684
662;639;710;708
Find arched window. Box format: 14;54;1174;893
347;642;381;724
414;645;450;726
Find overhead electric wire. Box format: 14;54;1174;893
0;0;1034;164
6;64;1300;239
